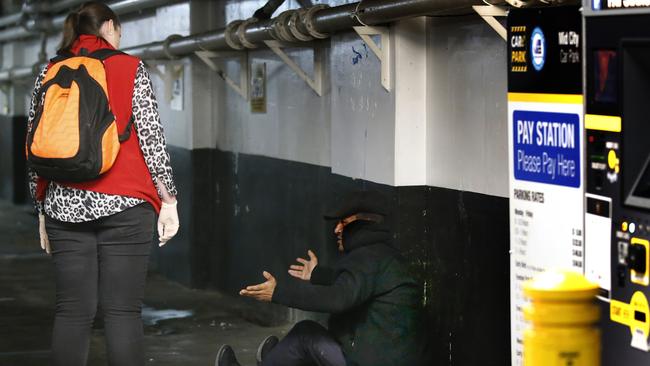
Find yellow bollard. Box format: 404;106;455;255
523;270;600;366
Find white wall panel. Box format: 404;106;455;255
426;16;508;197
2;0;511;196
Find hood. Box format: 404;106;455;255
341;219;391;253
324;190;389;220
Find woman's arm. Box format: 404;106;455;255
131;61;178;204
26;66;48;215
132;61;179;246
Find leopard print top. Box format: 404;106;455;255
27;61;178;223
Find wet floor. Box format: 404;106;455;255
0;201;290;366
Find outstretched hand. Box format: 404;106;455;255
38;214;51;255
288;250;318;281
240;271;276;302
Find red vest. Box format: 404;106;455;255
35;35;162;213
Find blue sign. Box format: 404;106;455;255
592;0;601;10
513;110;580;187
530;27;546;72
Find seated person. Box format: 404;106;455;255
217;190;421;366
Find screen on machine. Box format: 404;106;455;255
594;49;618;104
622;41;650;210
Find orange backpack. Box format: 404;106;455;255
26;48;133;182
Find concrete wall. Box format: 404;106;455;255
199;3;509;194
0;2;511;365
427;16;509;197
1;1;509;197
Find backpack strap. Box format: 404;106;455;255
49;50;75;64
89;48;132;142
88;48;127;61
118;114;135;143
49;48;126;64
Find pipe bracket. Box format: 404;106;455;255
352;0;370;27
353;26;392;92
163;34;184;60
145;60;185;103
225;20;245;50
472;5;508;41
289;9;313;42
272;10;299;42
195;50;249;100
264;40;327;96
304;4;329;40
238;18;259;49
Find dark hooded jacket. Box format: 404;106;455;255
272;218;421;366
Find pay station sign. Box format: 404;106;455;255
508;7;583;366
513;110;580;187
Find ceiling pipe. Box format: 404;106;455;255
0;0;88;31
0;12;23;29
0;0;508;82
123;0;506;59
505;0;579;6
46;0;93;14
0;0;185;43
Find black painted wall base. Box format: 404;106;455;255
3;112;511;364
162;147;510;366
0;116;28;204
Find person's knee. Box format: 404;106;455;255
100;298;142;319
290;320;325;337
99;274;146;318
56;297;98;322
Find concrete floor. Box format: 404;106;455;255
0;200;290;366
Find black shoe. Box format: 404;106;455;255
256;335;279;366
216;344;241;366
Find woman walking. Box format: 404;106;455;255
26;2;180;365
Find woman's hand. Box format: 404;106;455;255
158;200;179;247
288;250;318;281
240;271;277;302
38;214;51;254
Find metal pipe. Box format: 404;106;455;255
0;13;23;29
0;0;507;82
0;66;34;81
0;0;87;31
46;0;91;13
124;0;500;59
505;0;578;6
0;0;185;43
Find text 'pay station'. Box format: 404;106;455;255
513;110;581;187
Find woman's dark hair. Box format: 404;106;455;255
59;1;121;52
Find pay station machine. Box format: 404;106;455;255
584;0;650;363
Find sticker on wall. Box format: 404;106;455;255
250;62;266;114
507;6;583;366
170;68;184;112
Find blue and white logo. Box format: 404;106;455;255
530;27;546;72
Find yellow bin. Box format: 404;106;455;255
523;270;600;366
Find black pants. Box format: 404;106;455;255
263;320;346;366
45;203;155;366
